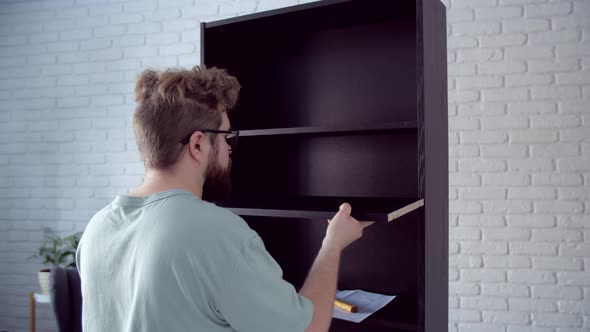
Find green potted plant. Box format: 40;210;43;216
30;228;82;295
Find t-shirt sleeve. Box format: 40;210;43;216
216;234;314;332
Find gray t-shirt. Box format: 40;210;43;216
76;189;313;332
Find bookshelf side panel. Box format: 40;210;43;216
421;1;449;332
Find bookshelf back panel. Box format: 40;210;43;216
206;17;417;130
229;132;419;198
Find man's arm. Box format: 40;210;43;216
298;203;374;332
299;241;341;332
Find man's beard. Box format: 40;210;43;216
202;146;232;203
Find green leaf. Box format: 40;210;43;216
30;228;84;268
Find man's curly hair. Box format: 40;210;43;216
133;65;241;169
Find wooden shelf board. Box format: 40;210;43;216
239;121;418;137
219;196;423;223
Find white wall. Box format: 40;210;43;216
0;0;588;331
446;1;590;331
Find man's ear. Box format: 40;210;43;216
187;131;208;163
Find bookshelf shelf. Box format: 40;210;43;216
239;121;418;137
219;196;424;223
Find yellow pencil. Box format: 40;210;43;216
334;299;358;313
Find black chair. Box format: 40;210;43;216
50;267;82;332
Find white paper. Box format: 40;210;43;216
332;289;396;323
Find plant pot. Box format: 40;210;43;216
38;269;51;295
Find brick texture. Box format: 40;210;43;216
447;0;590;331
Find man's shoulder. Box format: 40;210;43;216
165;194;243;225
161;194;256;240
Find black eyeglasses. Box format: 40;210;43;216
180;129;239;151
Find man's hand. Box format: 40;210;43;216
323;203;374;252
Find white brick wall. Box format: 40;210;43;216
0;0;588;331
446;0;590;331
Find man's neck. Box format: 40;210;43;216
129;168;204;199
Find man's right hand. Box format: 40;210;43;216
323;203;374;252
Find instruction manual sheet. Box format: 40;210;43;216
332;289;396;323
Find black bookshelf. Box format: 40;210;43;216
202;0;448;331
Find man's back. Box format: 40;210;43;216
76;189;312;332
